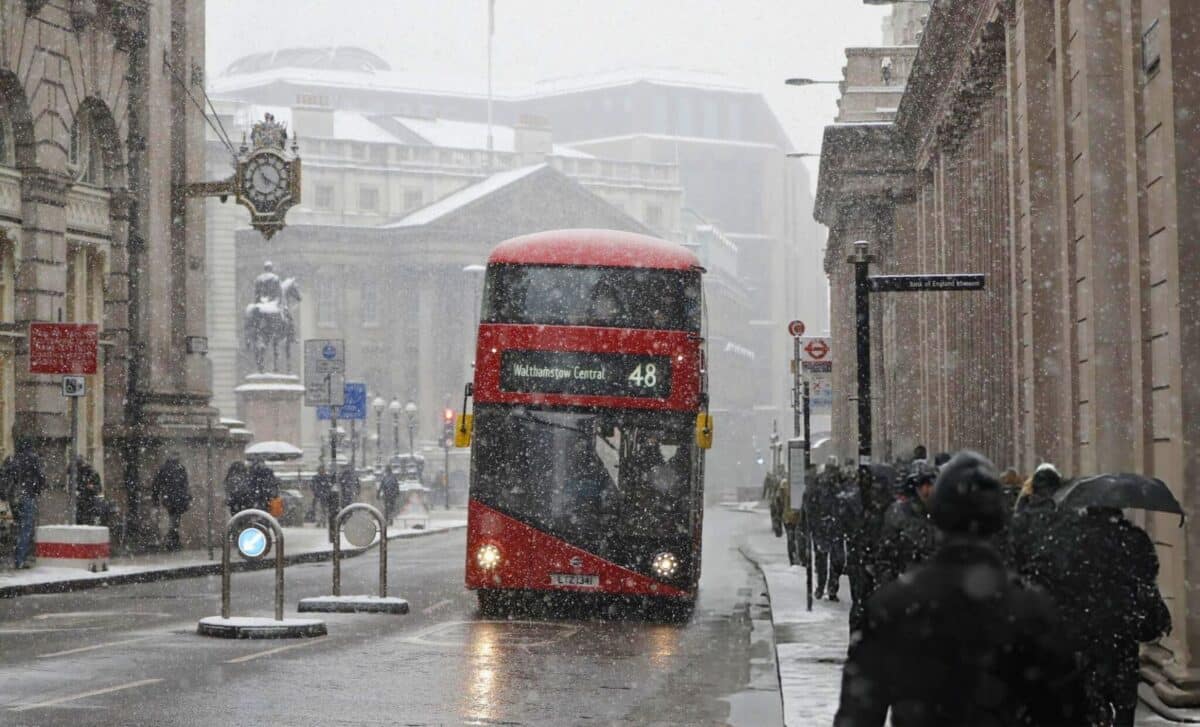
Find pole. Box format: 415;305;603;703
349;419;357;470
803;379;813;612
443;442;451;510
854;254;872;466
205;415;214;560
792;336;802;437
486;0;495;169
329;412;338;545
375;410;382;468
67;393;78;523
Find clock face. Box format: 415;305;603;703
240;152;292;211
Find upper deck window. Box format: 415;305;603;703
483;264;701;333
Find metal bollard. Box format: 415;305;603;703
223;509;286;621
332;503;388;598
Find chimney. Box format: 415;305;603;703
514;114;552;161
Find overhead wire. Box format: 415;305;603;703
162;51;237;160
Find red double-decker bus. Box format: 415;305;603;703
455;229;713;615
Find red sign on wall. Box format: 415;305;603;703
29;323;98;375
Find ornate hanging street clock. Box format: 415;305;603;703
183;113;301;240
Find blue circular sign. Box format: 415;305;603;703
322;343;337;360
237;526;269;559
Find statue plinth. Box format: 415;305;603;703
235;373;305;446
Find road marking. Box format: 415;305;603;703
9;678;163;712
225;638;326;664
37;636;151;659
422;599;453;615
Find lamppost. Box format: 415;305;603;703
849;240;875;467
404;401;418;457
373;395;385;467
784;77;840;87
463;263;486;365
389;397;401;456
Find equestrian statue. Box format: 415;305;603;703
243;261;301;373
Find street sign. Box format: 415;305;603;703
61;376;86;397
317;382;367;420
787;320;806;337
807;371;833;414
303;339;346;407
236;524;271;560
799;336;830;363
868;274;985;293
29;323;98;375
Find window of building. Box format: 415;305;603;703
403;189;424;211
703;99;718;137
653;96;669;133
69;113;106;186
317;275;338;327
314;184;335;209
361;280;379;327
359;185;380;211
645;204;664;231
0;230;13;323
677;96;692;136
369;145;388;165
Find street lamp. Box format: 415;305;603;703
404;401;418;457
786;152;820;159
849;240;875;468
373;395;385;467
389;397;402;456
785;77;840;87
463;264;487;363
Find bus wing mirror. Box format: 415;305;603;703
695;413;714;450
454;414;474;448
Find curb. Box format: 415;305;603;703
0;523;466;599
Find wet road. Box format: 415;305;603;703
0;508;780;726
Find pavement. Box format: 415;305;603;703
732;502;1196;726
0;508;467;598
0;506;783;726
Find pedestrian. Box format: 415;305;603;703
999;467;1023;511
847;463;889;631
834;451;1091;727
75;455;103;525
3;438;46;569
932;451;951;470
912;444;928;464
151;452;191;551
308;464;333;523
338;464;360;511
804;457;848;600
873;460;938;590
379;464;400;523
247;458;279;513
224;460;249;516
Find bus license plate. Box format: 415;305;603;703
550;573;599;588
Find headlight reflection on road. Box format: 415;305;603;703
464;622;500;721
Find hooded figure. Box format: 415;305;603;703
804;457;851;600
5;438;46;568
874;460;939;590
151;454;191;550
834;451;1090;727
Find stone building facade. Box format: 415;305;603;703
816;0;1200;703
0;0;241;549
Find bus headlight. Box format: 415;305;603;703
651;551;679;578
476;543;502;571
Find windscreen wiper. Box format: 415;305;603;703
509;411;618;452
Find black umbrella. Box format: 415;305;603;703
1054;473;1185;522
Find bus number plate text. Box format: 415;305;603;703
550;573;600;588
500;350;672;398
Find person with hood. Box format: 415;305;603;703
224;460;250;516
873;460;939;590
308;463;334;524
834;451;1090;727
3;438;46;568
246;458;279;513
151;453;191;551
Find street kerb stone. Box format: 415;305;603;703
197;616;328;639
297;595;410;614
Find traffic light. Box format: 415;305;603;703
442;408;455;448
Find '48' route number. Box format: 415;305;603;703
627;363;658;388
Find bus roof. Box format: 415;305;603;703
488;229;702;271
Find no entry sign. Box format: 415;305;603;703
29;323;98;375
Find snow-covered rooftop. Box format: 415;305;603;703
383;164;547;228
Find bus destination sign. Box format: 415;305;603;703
500;350;672;399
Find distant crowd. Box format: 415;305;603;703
793;447;1170;727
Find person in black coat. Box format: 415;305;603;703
151;453;191;551
873;461;938;590
75;456;103;525
804;460;850;600
246;459;279;513
378;464;401;523
307;464;333;523
4;438;47;568
834;451;1091;727
847;464;893;631
224;461;250;516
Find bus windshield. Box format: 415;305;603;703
470;406;698;554
482;264;702;332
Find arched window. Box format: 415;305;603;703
69;112;106;186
